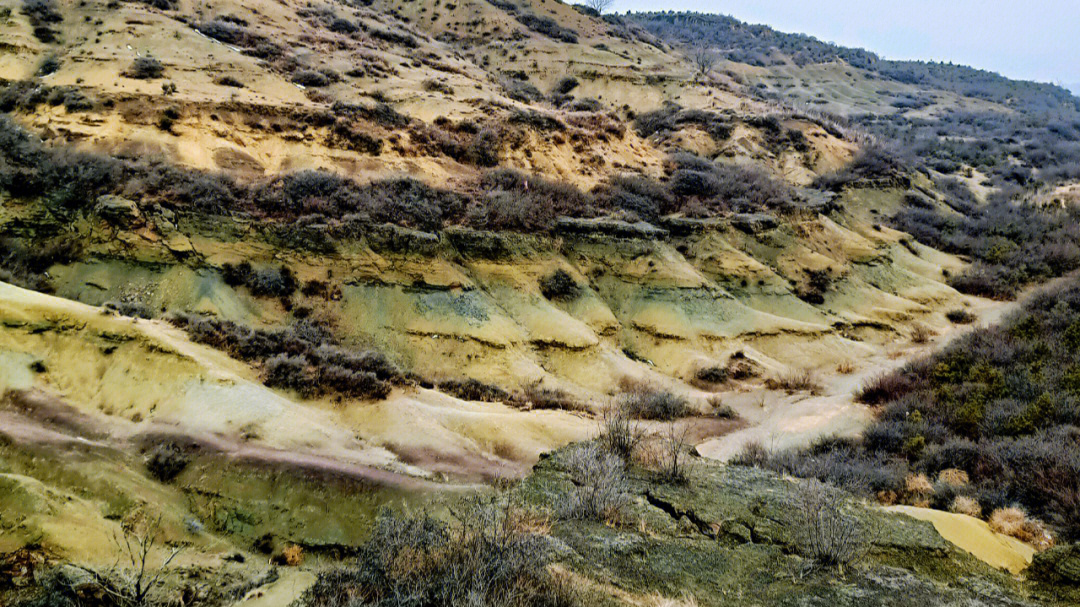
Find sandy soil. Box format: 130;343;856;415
230;570;317;607
694;290;1022;462
886;506;1035;574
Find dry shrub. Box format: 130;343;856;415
631;437;664;469
300;500;574;607
524;382;582;411
438;378;510;402
937;468;970;487
910;323;935;343
856;372;913;405
559;443;631;522
618;378;689;420
144;442;191;482
731;440;769;467
538;269;580;301
835;360;856;374
281;544;304;566
654;423;694;484
989;508;1055;550
795;481;872;570
691;365;729;388
949;496;982;518
988;507;1027;537
599;403;646;459
946;308;977;324
502;506;552;536
766;369;822;395
905;472;935;506
875;490;899;506
904;473;934;497
709;397;738;420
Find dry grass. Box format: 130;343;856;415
523;382;583;411
949;496;982;518
505;507;552;536
904;473;934;497
617;378;690;420
631;437;665;469
835;360;856;374
988;507;1055;550
937;468;970;487
281;544;304;566
987;507;1027;536
649;593;700;607
910;323;935;344
765;369;823;395
875;490;899;506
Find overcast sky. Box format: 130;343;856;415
615;1;1080;95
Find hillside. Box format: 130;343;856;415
630;11;1080;193
3;1;1080;606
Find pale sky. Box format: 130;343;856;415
616;1;1080;95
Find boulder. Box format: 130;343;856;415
94;195;141;227
730;213;777;234
1030;543;1080;585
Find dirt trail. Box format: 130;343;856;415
230;570;317;607
0;389;451;492
695;290;1028;461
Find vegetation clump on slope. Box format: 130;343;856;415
744;279;1080;540
300;500;577;607
631;11;1080;192
172;315;402;400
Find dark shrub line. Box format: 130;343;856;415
172;315;402;401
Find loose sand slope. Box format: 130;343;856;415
887;506;1036;574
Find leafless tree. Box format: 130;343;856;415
77;516;184;607
690;49;719;77
581;0;613;15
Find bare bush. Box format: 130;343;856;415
559;443;631;522
300;500;574;607
657;423;694;483
599;403;646;459
619;379;689;420
794;481;872;570
581;0;612;15
75;516;183;607
690;49;718;76
910;323;934;344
